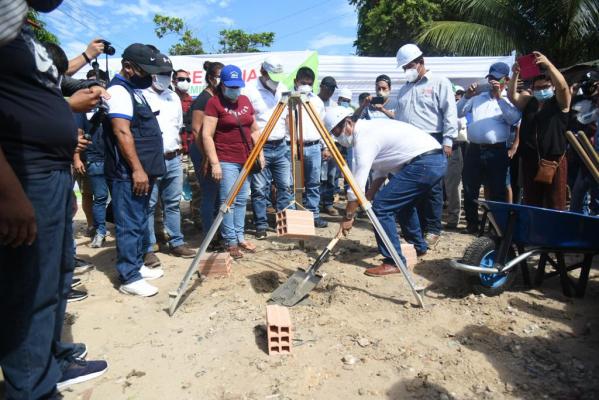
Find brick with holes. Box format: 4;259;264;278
266;304;292;355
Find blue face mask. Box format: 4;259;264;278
533;88;554;102
339;101;350;108
223;86;241;101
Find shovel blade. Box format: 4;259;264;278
270;268;323;307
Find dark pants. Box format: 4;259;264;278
109;179;153;284
570;167;599;215
373;152;447;264
415;133;444;235
0;170;74;400
463;144;509;227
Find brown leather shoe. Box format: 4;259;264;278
144;252;161;268
227;246;244;259
364;263;400;277
170;244;196;258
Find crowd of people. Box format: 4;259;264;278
1;1;599;399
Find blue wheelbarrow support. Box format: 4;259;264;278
451;201;599;297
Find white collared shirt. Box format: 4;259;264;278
347;119;441;201
285;92;326;144
243;79;288;141
142;86;183;153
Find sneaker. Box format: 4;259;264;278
255;230;267;240
140;265;164;280
119;279;158;297
71;278;81;288
324;206;339;216
314;218;328;228
67;289;88;303
170;244;196;258
57;358;108;390
85;226;95;238
425;233;441;249
143;251;161;268
89;233;105;248
70;343;88;359
74;257;93;274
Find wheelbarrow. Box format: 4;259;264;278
450;201;599;297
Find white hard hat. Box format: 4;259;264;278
262;55;284;74
396;43;423;68
454;85;465;93
324;107;353;132
338;88;352;100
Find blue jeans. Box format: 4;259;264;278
219;162;250;247
86;161;109;236
144;155;185;252
286;144;322;220
0;170;74;400
110;179;153;284
251;141;292;231
189;144;219;233
463;144;509;226
320;155;339;208
373;153;447;263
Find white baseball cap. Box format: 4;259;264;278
396;43;423;68
262;55;284;74
338;88;352;100
324;107;353;133
454;85;465;93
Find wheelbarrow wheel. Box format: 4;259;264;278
462;236;517;296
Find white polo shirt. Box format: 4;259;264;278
244;79;288;141
142;86;183;153
347;119;441;201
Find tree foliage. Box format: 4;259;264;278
153;14;204;56
218;29;275;53
27;9;59;44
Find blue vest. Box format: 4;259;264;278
103;75;166;180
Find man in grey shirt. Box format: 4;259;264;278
394;43;458;249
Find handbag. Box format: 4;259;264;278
534;127;563;184
233;112;262;174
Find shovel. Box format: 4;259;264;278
270;232;342;307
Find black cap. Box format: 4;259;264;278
122;43;166;75
320;76;338;89
154;53;174;74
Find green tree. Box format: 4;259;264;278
350;0;445;56
417;0;599;66
218;29;275;53
153;14;204;55
27;9;59;44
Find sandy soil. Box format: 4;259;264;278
3;204;599;400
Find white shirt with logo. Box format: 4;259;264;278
143;86;183;153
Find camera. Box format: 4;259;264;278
101;40;116;56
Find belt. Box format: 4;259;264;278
471;142;507;149
164;149;182;160
266;138;285;146
406;149;443;165
286;140;320;146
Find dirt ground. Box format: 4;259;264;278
3;203;599;400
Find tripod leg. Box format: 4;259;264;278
168;100;288;316
301;100;425;307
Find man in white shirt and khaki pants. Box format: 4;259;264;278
324;108;447;277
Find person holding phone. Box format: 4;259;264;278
354;74;397;120
457;62;521;234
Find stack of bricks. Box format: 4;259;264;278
198;252;232;277
266;304;292;355
276;209;315;238
401;243;418;270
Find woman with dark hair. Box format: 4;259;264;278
202;64;263;258
508;52;571;210
355;74;397;120
189;61;224;233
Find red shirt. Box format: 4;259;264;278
204;93;255;164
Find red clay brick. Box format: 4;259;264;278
198;252;232;277
401;243;418;270
266;304;292;355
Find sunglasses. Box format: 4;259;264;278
176;77;191;82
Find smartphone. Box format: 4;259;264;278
517;54;541;80
370;96;385;105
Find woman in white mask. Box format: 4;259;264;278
355;74;397;120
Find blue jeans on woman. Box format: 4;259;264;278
189;144;219;233
219;161;250;247
86;161;109;236
372;152;447;264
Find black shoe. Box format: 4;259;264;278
67;289;88;303
255;230;267;240
463;224;479;235
314;218;328;228
71;278;81;288
57;358;108;390
74;257;93;274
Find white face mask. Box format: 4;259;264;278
152;74;171;92
176;80;190;92
404;68;419;83
337;131;354;148
297;84;313;93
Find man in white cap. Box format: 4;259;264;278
244;55;291;239
324;108;447;277
394;43;458;249
337;88;354;109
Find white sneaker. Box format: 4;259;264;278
140;265;164;281
119;279;158;297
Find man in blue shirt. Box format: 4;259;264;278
457;62;521;233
